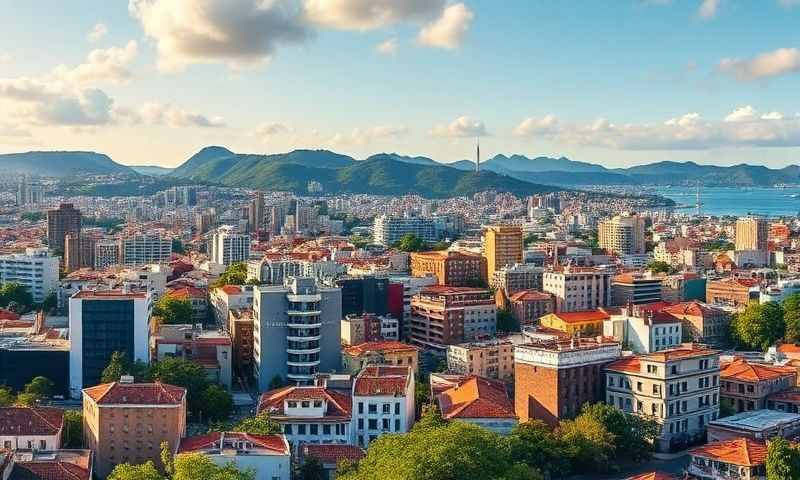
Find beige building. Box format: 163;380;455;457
83;378;187;479
447;338;515;382
542;265;613;313
598;213;646;256
735;216;768;252
483;225;523;280
605;345;720;452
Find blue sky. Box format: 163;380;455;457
1;0;799;168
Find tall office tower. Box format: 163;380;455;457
46;203;81;252
598;213;646;256
27;182;44;205
249;192;265;232
253;278;342;390
94;240;121;270
68;289;152;398
373;215;437;246
195;210;217;235
64;233;81;273
0;248;59;303
211;226;251;266
484;225;524;280
179;186;197;206
120;234;172;266
735;216;768;252
269;206;285;235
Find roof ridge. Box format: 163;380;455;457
28;407;61;432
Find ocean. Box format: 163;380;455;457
652;186;800;218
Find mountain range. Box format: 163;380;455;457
0;151;136;177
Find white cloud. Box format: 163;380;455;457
88;23;109;42
52;41;138;87
432;116;487;138
417;3;473;50
375;38;398;55
254;122;290;140
136;102;226;127
512;106;800;150
697;0;720;19
14;88;117;127
331;125;408;145
719;47;800;81
305;0;445;30
129;0;308;71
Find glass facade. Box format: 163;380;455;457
82;299;135;388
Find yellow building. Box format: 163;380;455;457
539;309;611;336
484;225;523;280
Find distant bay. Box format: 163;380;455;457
652;186;800;217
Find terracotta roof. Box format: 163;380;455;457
550;310;610;324
353;366;411;397
82;382;186;405
11;462;91;480
257;387;352;420
644;344;718;362
342;341;419;357
777;343;800;358
218;285;242;295
626;473;678;480
0;407;64;436
690;438;768;467
437;376;516;420
301;444;365;465
177;432;219;453
661;301;723;318
168;286;207;299
179;432;289;455
509;290;552;302
720;358;796;383
420;286;489;295
606;356;641;374
0;309;21;321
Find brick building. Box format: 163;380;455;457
409;251;486;287
410;286;496;349
228;308;254;376
342;341;420;375
507;290;554;326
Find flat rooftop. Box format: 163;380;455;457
709;409;800;432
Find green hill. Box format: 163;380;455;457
0;151;136;177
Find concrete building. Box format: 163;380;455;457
46;203;81;252
612;273;663;306
706;278;757;311
64;233;81;273
447;338;515;382
603;306;683;354
735;216;768;252
253;278;342;390
719;358;796;413
211;226;251;266
542;265;613;313
605;345;720;452
68;289;152;398
178;432;291;480
93;240;120;270
598;213;646;256
228;308;254;376
340;314;398;346
386;274;437;341
515;337;621;426
410;286;496;349
336;277;389;317
373;215;437;246
0;248;59;303
410;251;486;287
166;286;208;323
249;192;266;232
437;376;517;435
82;379;187;479
341;341;419;375
210;285;254;325
539;309;611;336
490;263;543;295
247;258;304;285
351;365;415;448
484;225;524;280
0;407;64;451
706;409;800;443
120;234;172;266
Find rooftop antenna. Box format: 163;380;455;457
475;137;481;174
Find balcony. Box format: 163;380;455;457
287;346;321;355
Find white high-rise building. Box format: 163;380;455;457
211;226;251;266
373;215;436;246
120;234;172;266
0;248;59;303
94;240;120;270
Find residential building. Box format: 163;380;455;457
300;444;365;480
351;365;415;448
768;388;800;413
542;265;613;313
211;226;251;266
515;337;621;426
612;273;663;306
373;215;437;246
0;407;64;451
247;258;304;285
410;286;496;349
68;289;152;398
0;248;59;303
706;278;757;311
166;286;208;322
82;379;187;479
335;277;389;317
152;324;233;390
484;225;524;280
8;449;93;480
719;358;796;413
410;251;486;287
506;290;554;326
605;345;721;452
661;302;730;347
210;284;253;325
490;263;543;295
688;438;767;480
436;376;517;435
249;192;266;232
178;432;291;480
120;234;172;266
253;278;342;390
539;309;611;336
603;306;683;354
93;240;120;270
706;409;800;443
228;308;254;376
735;216;769;252
64;233;81;273
386;274;437;341
760;278;800;304
341;341;419;375
340;314;398;346
447;338;515;382
46;203;81;252
598;213;646;256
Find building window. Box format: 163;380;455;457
368;419;378;430
368;404;377;414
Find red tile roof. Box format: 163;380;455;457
690;438;768;467
661;301;723;319
353;366;411;397
0;407;64;436
178;432;289;455
509;290;552;302
550;310;610;324
437;376;516;420
342;341;419;357
606;356;641;374
720;358;797;383
0;309;20;321
626;473;679;480
168;286;207;299
301;444;365;465
219;285;242;295
83;382;186;405
11;462;91;480
257;387;351;420
420;286;489;295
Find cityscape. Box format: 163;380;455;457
2;1;800;480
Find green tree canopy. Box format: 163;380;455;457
24;376;54;397
213;263;248;288
784;293;800;343
579;402;659;463
0;387;15;407
496;308;520;333
731;301;785;351
393;234;426;253
231;414;282;435
101;351;152;383
767;437;800;480
200;384;234;422
646;260;672;274
555;412;616;473
172;453;255;480
150;357;210;415
154;296;193;325
0;283;34;312
299;456;326;480
61;410;83;448
507;420;572;478
107;461;165;480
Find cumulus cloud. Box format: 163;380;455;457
375;38;398;55
432;116;487;138
52;41;138;86
331;125;409;145
719;47;800;81
88;23;109;42
512;106;800;150
417;3;473;49
697;0;720;18
305;0;445;30
136;102;226;127
16;88;116;126
129;0;308;71
254;122;290;140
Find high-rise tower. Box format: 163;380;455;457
475;138;481;174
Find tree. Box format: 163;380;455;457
299;457;326;480
414;381;431;410
172;238;185;255
24;376;54;397
213;263;248;287
647;260;672;274
107;461;165;480
268;375;284;390
767;437;800;480
0;387;15;407
101;351;129;383
496;308;520;333
731;301;785;351
0;283;33;312
393;234;425;253
153;296;193;325
62;410;83;448
41;292;57;312
579;403;659;463
200;384;234;422
555;412;616;474
784;293;800;343
232;414;282;435
14;393;40;406
150;357;210;415
172;453;255;480
507;420;572;478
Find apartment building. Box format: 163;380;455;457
611;273;663;306
688;438;767;480
660;302;730;347
719;358;796;413
539;309;611;336
94;240;120;270
542;265;613;313
83;379;187;479
447;338;515;382
598;213;646;256
373;215;437;246
735;216;768;252
178;432;291;480
211;226;251;266
0;407;64;451
228;308;254;376
351;365;415;448
151;324;233;390
506;290;555;326
410;250;486;287
436;376;517;435
706;278;756;311
410;286;496;349
0;248;59;303
210;284;253;325
120;234;172;266
605;345;721;452
490;263;543;295
484;225;524;280
46;203;81;252
602;306;683;354
341;341;419;375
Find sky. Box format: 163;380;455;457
1;0;800;169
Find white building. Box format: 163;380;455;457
119;264;168;299
760;278;800;304
178;432;291;480
120;234;172;266
211;226;251;266
373;215;437;246
210;285;254;325
603;306;683;354
0;248;59;304
542;265;613;313
351;365;415;448
93;240;120;270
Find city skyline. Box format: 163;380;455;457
1;0;800;168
